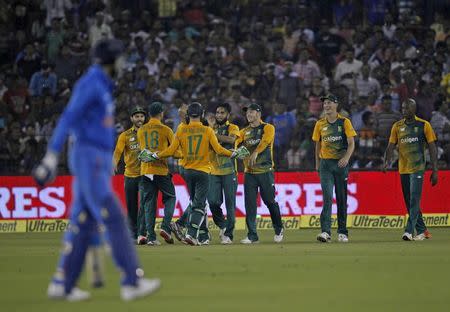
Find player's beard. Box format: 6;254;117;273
216;117;227;126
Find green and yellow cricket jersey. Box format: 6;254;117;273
158;121;232;174
210;121;240;176
137;118;178;176
389;115;437;174
113;127;141;177
312;114;357;159
236;121;275;174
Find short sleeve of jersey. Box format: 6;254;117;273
312;121;321;142
228;124;240;138
424;121;437;143
389;122;398;144
344;118;357;137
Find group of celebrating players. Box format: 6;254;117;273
114;100;284;246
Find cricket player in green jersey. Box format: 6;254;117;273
235;103;284;244
113;106;146;242
312;94;356;243
137;102;180;245
206;103;240;244
384;98;438;241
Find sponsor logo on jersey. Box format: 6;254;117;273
400;137;419;144
323;135;343;142
246;138;261;145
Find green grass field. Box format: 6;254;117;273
1;229;449;312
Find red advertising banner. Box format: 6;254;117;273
1;171;449;220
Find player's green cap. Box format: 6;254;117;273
149;101;164;116
243;103;262;112
320;94;339;103
130;106;147;116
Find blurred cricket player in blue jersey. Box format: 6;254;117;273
33;39;160;301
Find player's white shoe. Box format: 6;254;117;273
402;232;413;241
184;235;198;246
47;283;91;301
198;239;210;246
221;236;232;245
240;237;259;244
66;288;92;302
316;232;331;243
120;278;161;301
146;240;161;246
414;233;426;241
337;234;349;243
274;229;284;243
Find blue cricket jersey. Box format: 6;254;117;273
49;64;116;153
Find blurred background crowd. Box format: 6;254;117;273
0;0;449;174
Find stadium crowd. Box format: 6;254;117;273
0;0;449;174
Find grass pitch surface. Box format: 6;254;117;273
1;229;449;312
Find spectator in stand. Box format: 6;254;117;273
286;139;302;170
354;64;381;100
355;111;378;168
46;18;65;63
3;76;30;122
294;49;321;89
334;48;363;91
42;0;72;27
351;96;371;131
89;11;114;47
275;61;303;111
382;13;396;40
266;102;296;169
333;0;355;27
375;95;401;150
15;43;41;81
363;0;393;26
430;100;450;145
19;123;41;173
315;19;345;75
282;24;300;60
54;44;81;84
153;77;177;104
308;77;326;117
6;121;22;172
416;82;438;121
29;61;58;97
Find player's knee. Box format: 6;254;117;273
99;194;125;224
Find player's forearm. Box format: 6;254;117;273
158;139;179;158
343;139;355;160
314;142;320;169
428;142;438;171
254;140;271;154
383;144;395;166
212;141;232;157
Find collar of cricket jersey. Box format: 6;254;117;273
403;115;419;125
189;121;203;126
90;64;115;91
326;113;343;124
148;118;162;125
